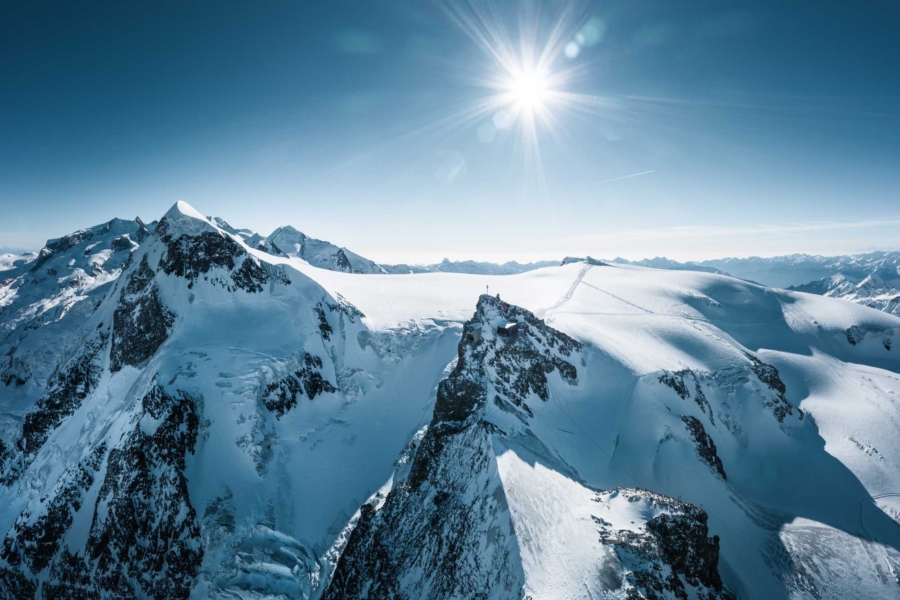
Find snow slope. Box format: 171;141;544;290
616;252;900;317
0;253;37;279
713;252;900;317
2;203;900;599
314;263;900;599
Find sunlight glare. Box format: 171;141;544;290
435;0;620;194
507;69;551;111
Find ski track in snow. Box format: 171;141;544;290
539;263;593;315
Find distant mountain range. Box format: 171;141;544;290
4;217;898;317
612;253;900;316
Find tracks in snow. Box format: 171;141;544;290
540;263;655;318
539;263;593;316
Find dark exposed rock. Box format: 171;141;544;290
1;341;28;390
744;353;799;422
42;549;96;599
157;218;288;293
325;298;734;599
0;566;36;600
484;297;581;409
325;295;581;600
0;331;108;484
159;229;238;288
231;256;267;292
316;304;333;340
407;375;488;490
334;248;352;272
110;235;134;252
30;230;95;272
659;370;690;399
111;254;175;372
658;370;714;423
327;293;366;323
134;217;152;242
682;415;726;480
2;385;200;597
0;369;27;387
265;241;287;257
84;384;202;599
325;418;518;600
1;443;106;573
845;325;865;346
883;337;892;351
594;488;734;600
30;249;53;272
315;294;366;343
262;353;337;417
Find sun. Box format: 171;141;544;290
506;69;551;112
432;0;617;192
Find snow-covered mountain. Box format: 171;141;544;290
200;217;558;276
789;270;900;316
697;252;900;289
2;202;900;599
207;216;266;249
0;217;151;400
613;253;900;317
263;225;388;274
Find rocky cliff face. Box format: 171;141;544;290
0;385;202;600
593;488;733;600
0;202;454;599
0;204;311;598
325;296;735;600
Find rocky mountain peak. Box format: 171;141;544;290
157;200;219;239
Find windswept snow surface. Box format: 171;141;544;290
1;201;900;599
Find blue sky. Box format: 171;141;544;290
1;0;898;262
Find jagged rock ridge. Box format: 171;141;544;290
325;296;735;600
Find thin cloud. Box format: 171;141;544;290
557;170;656;192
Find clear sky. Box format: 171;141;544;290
1;0;898;263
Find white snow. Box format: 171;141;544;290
4;201;900;599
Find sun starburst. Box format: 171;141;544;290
437;0;615;193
